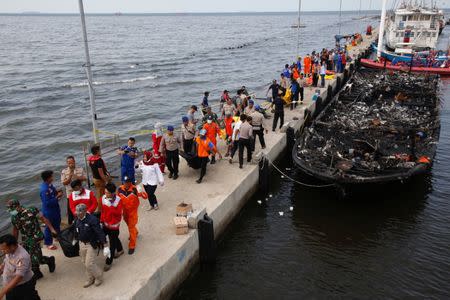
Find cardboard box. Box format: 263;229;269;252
176;202;193;217
174;217;188;235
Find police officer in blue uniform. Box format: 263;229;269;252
117;137;138;183
39;170;62;250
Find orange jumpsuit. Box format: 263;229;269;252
304;55;311;76
292;67;299;80
203;122;220;146
118;184;145;250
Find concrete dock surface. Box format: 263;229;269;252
36;31;378;300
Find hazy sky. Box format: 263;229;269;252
1;0;449;13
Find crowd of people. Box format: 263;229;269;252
0;86;279;298
0;47;349;298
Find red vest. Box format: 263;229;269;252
69;189;97;215
100;195;122;229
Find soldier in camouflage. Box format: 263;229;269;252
7;199;57;280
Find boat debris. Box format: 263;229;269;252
293;69;440;184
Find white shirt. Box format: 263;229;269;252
138;163;164;186
232;120;242;141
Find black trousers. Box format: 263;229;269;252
143;184;158;207
252;128;266;150
291;91;299;110
238;138;252;167
313;73;319;87
183;139;194;154
66;198;74;224
6;279;40;300
299;87;304;101
166;149;179;175
272;111;284;131
199;157;209;180
104;227;123;265
230;141;239;158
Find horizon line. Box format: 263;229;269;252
1;9;385;14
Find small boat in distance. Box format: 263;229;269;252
291;24;306;28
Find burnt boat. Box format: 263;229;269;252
293;69;441;185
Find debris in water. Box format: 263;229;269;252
269;194;273;198
257;200;262;205
281;175;285;179
279;212;284;216
290;207;294;211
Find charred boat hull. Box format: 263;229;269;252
293;69;440;186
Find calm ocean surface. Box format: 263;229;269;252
1;11;449;298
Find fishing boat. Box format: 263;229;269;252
291;24;306;28
360;58;450;76
292;69;441;186
385;1;442;51
371;44;449;63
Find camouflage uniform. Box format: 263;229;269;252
11;206;50;272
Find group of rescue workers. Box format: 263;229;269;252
0;54;346;298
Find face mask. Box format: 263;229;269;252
207;120;212;124
74;190;81;196
9;210;18;217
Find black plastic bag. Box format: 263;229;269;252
58;226;79;258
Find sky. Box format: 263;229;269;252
1;0;449;14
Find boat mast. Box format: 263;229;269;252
78;0;99;144
377;0;388;59
296;0;302;59
338;0;342;35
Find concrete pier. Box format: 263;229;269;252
37;30;378;300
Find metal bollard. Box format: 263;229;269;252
198;214;216;265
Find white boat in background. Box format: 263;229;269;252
385;1;442;51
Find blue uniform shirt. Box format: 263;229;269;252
120;145;138;169
283;68;291;78
202;96;209;108
40;182;60;213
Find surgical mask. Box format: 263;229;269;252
207;120;212;124
9;210;18;217
73;190;81;196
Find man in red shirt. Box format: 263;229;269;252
100;183;124;271
68;179;97;217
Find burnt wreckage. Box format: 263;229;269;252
293;69;441;185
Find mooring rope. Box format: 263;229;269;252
261;154;335;188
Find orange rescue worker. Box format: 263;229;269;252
117;177;147;255
304;54;312;76
195;129;221;184
203;115;220;164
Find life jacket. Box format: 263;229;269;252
100;195;122;230
195;136;215;158
69;188;97;215
118;185;141;212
